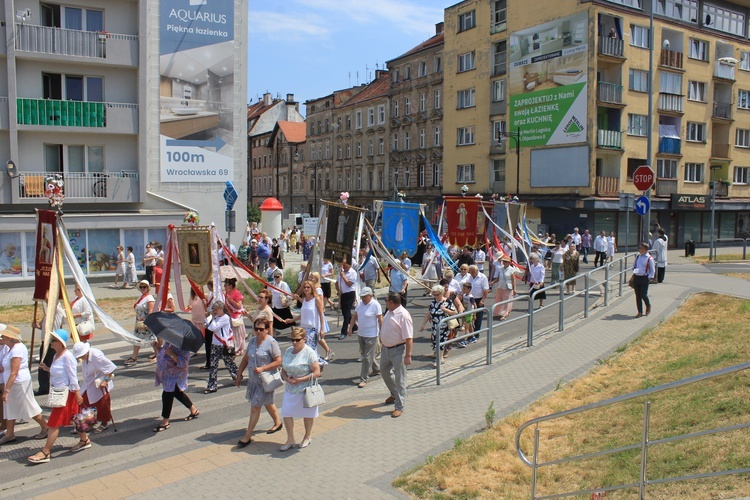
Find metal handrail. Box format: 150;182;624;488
515;362;750;499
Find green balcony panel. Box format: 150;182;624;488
16;98;106;127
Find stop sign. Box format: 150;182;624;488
633;165;654;191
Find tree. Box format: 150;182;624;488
247;203;261;223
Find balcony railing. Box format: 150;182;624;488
597;82;623;104
596;176;620;196
598;35;624;58
713;101;733;120
659;48;683;69
658;93;684;112
655;178;678;197
15;24;138;65
18;171;139;202
17;98;105;127
597;129;622;149
658;137;681;155
714;181;729;198
711;143;731;158
714;61;736;81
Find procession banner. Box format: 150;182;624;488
445;197;483;248
34;210;57;301
324;205;359;263
381;201;420;257
176;226;213;285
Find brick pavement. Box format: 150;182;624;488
1;253;748;498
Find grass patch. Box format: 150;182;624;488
395;293;750;499
721;272;750;281
691;254;745;264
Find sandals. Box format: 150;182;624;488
148;353;157;360
184;411;200;421
153;423;170;432
203;389;217;394
124;357;138;366
0;435;17;445
33;429;49;440
70;439;91;452
28;451;51;464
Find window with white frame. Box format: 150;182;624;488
356;142;362;157
493;0;507;32
702;3;745;37
607;0;642;7
404;65;411;80
457;126;475;145
492;120;506;142
419;128;425;148
404;132;410;149
434;89;441;109
346;172;351;190
687;80;706;101
378;138;384;155
318;144;322;161
368;171;373;190
356;172;362;190
368;140;374;156
457;88;476;109
392;134;399;151
337;145;342;159
419;93;426;112
629;69;649;92
367;108;375;127
458;52;476;72
434;126;441;146
734;166;749;184
684;162;704;182
393;100;399;117
740;52;750;71
405;97;411;115
457;164;475;183
418;165;425;187
434;56;442;73
458;10;476;32
432;163;441;187
686;122;706;142
378;170;384;189
493;41;507;76
492;79;506;102
628;114;648;136
738;90;750;109
404;168;411;187
660;72;682;94
655;0;698;23
336;173;342;190
736;129;750;148
346;114;351;130
378;104;386;124
656;158;678;178
355;110;362;129
688;38;708;61
324;142;329;159
392;69;399;82
630;25;650;48
418;61;427;77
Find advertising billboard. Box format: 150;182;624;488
509;12;588;147
160;0;235;183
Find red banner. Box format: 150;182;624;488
445;197;483;248
34;210;57;301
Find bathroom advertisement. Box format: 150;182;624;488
159;0;235;183
508;12;588;147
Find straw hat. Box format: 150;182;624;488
0;323;21;341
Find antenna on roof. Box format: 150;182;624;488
348;72;351;87
356;71;359;86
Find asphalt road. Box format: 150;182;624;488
703;262;750;275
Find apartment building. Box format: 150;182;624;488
443;0;750;247
386;23;445;216
267;120;306;218
0;1;248;281
247;93;305;209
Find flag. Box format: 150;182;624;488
34;210;57;301
381;201;420;256
324;204;360;263
445;197;482;248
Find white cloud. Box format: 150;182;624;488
249;10;331;40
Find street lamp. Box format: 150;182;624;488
709;164;722;261
301;159;322;215
497;127;522;195
460;184;469;196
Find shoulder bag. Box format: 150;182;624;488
48;386;69;408
302;377;326;408
256;340;283;393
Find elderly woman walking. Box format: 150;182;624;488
29;329;89;464
153;339;199;432
562;242;580;294
493;255;517;320
418;285;458;367
125;280;157;366
224;278;247;357
0;324;47;445
280;327;321;451
72;342;115;433
70;284;95;342
288;280;330;365
204;301;239;394
234;318;283;447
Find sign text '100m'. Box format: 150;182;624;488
166;150;205;163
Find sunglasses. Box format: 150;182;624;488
254;327;266;331
139;286;148;290
291;338;304;343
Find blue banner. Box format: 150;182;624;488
422;214;457;273
382;202;420;257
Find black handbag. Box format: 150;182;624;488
222;344;236;357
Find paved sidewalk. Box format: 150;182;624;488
3;256;749;499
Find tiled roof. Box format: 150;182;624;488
277;121;306;143
247;99;279;120
388;33;444;63
339;74;390;108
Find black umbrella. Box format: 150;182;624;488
144;312;204;353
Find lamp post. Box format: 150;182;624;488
301;159;321;215
709;165;722;261
497;127;522;195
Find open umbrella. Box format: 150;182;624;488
144;312;204;353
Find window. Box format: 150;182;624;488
419;128;425;148
392;133;399;151
325;172;330;189
492;80;506;102
378;105;386;124
492;120;506;141
418;165;425;187
734;166;750;184
434;126;441;146
346;172;351;190
458;10;476;32
337;145;342;160
356;142;361;157
368;140;374;156
627;114;648;136
418;61;427;77
654;0;698;23
493;0;507;32
684;162;704;182
378;138;385;155
627;157;648;179
310;122;316;135
404;168;411;187
67;145;104;173
434;56;442;73
367;108;375;126
607;0;642;6
493;41;507;76
434;90;441;109
688;38;708;61
346;114;352;130
368;171;373;190
355;110;362;129
702;3;745;37
392;69;399;83
660;72;682;94
629;69;649;92
457;126;475;146
736;129;750;148
404;132;410;150
739;90;750;110
356;172;362;190
457;88;476;109
687;81;706;101
492;160;506;184
404;66;411;80
419;93;426;112
458;52;476;72
432;163;441;187
393;100;399;117
656;158;678;178
345;144;351;159
324;142;329;159
325;119;329;132
457;164;475;183
630;25;650;48
740;52;750;71
337;173;342;190
686;122;706;142
405;97;411;115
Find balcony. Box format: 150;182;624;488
16;171;140;203
658;93;683;113
711;143;731;159
654;178;678;197
597;129;622;149
14;24;138;67
598;36;624;59
714;181;729;198
712;102;733;120
597;82;623;105
16;98;138;134
596;176;620;196
659;49;683;70
658;137;681;155
714;61;736;81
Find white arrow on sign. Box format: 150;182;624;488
636;199;647;212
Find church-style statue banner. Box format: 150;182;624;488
176;226;213;285
324;204;360;263
381;201;420;257
445;197;489;248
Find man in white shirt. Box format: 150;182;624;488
473;247;486;275
571;228;582;253
347;287;383;388
380;292;413;418
336;257;359;340
593;230;608;268
143;244;157;284
652;229;668;283
468;264;489;342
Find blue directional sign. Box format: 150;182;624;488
634;195;650;216
223;181;238;211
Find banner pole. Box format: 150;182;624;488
29;301;39;367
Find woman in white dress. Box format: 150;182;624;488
606;231;617;262
70;285;95;342
113;245;126;288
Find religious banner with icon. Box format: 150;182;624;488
381;202;420;257
176;226;213;285
445;197;486;248
324;204;360;263
34;210;57;300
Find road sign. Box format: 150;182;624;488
619;192;633;210
223;181;238;211
633;165;655;191
634;195;650;216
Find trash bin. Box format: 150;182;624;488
684;240;695;257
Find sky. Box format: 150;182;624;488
247;0;456;115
